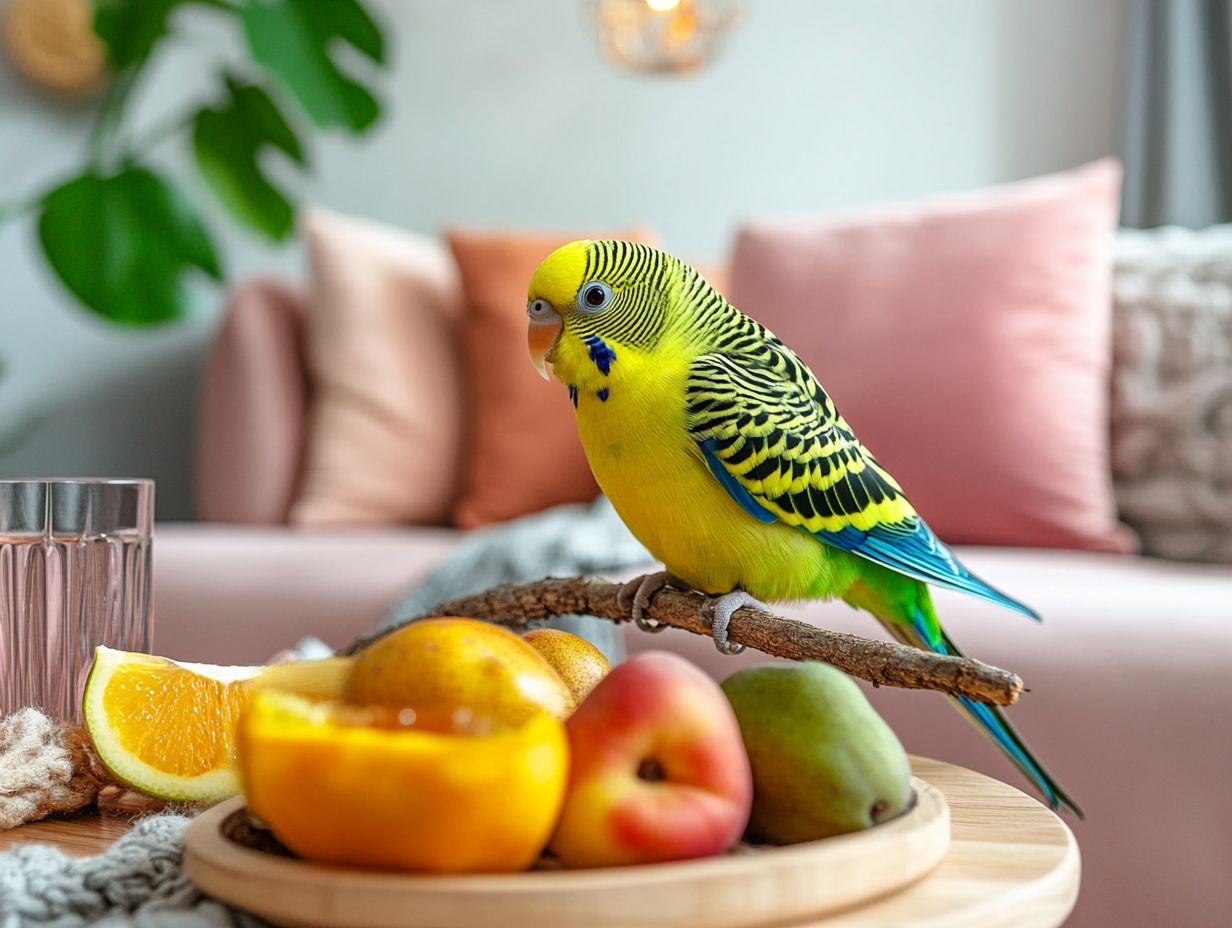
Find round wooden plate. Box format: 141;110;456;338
184;775;949;928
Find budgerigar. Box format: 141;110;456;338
526;240;1079;814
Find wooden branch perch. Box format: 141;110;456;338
348;576;1023;706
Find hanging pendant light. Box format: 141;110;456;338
591;0;741;75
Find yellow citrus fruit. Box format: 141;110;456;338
345;617;574;723
238;689;569;872
82;647;351;802
521;628;611;706
82;647;257;801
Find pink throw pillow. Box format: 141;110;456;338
729;160;1137;553
197;278;309;524
289;209;464;527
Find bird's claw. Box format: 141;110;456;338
618;572;678;633
701;590;768;655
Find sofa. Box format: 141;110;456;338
151;218;1232;927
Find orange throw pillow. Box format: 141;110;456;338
290;209;465;527
449;229;656;528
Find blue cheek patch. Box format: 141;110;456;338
597;387;609;402
568;384;578;408
585;335;617;375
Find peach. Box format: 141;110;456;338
549;651;753;868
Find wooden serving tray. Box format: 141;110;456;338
184;775;949;928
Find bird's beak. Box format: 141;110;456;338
528;314;563;381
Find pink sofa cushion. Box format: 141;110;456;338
197;278;309;524
729;160;1137;553
290;209;465;527
154;523;463;663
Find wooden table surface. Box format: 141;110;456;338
0;808;137;856
0;757;1079;927
823;756;1080;928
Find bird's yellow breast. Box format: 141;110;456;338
551;336;840;601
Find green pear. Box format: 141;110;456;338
720;662;912;843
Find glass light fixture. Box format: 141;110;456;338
591;0;741;75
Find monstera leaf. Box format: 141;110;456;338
193;78;306;241
5;0;387;326
37;168;222;324
241;0;385;132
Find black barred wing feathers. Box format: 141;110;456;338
685;348;915;535
684;343;1039;618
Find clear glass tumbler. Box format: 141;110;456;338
0;479;153;721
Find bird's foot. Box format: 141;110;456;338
700;590;769;655
618;571;682;633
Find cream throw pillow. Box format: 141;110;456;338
290;208;464;526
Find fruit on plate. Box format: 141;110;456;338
521;627;611;705
720;662;913;842
344;617;574;723
549;651;752;868
83;647;352;802
238;689;569;872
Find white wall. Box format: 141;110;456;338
0;0;1126;518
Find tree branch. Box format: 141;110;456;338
347;576;1024;706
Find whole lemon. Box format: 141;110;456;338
521;628;611;706
345;617;574;723
238;690;568;872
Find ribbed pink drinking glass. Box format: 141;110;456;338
0;479;153;722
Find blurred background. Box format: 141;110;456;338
0;0;1140;517
3;4;1232;926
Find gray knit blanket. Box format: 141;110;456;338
380;495;649;658
0;816;264;928
0;497;651;927
1112;225;1232;562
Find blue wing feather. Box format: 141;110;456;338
821;520;1040;620
700;440;777;524
700;440;1039;619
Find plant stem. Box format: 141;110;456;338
0;75;169;225
0;61;148;224
0;52;158;222
129;109;197;156
88;59;146;171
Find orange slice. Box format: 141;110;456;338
82;646;350;802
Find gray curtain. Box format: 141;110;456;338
1122;0;1232;228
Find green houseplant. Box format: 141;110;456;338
1;0;389;325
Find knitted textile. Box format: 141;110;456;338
0;709;109;830
0;814;266;927
1112;225;1232;562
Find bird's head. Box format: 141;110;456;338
526;239;678;382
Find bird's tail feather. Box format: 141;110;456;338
877;610;1082;818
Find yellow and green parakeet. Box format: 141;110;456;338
526;239;1079;815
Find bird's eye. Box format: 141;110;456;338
527;298;554;319
577;281;613;313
